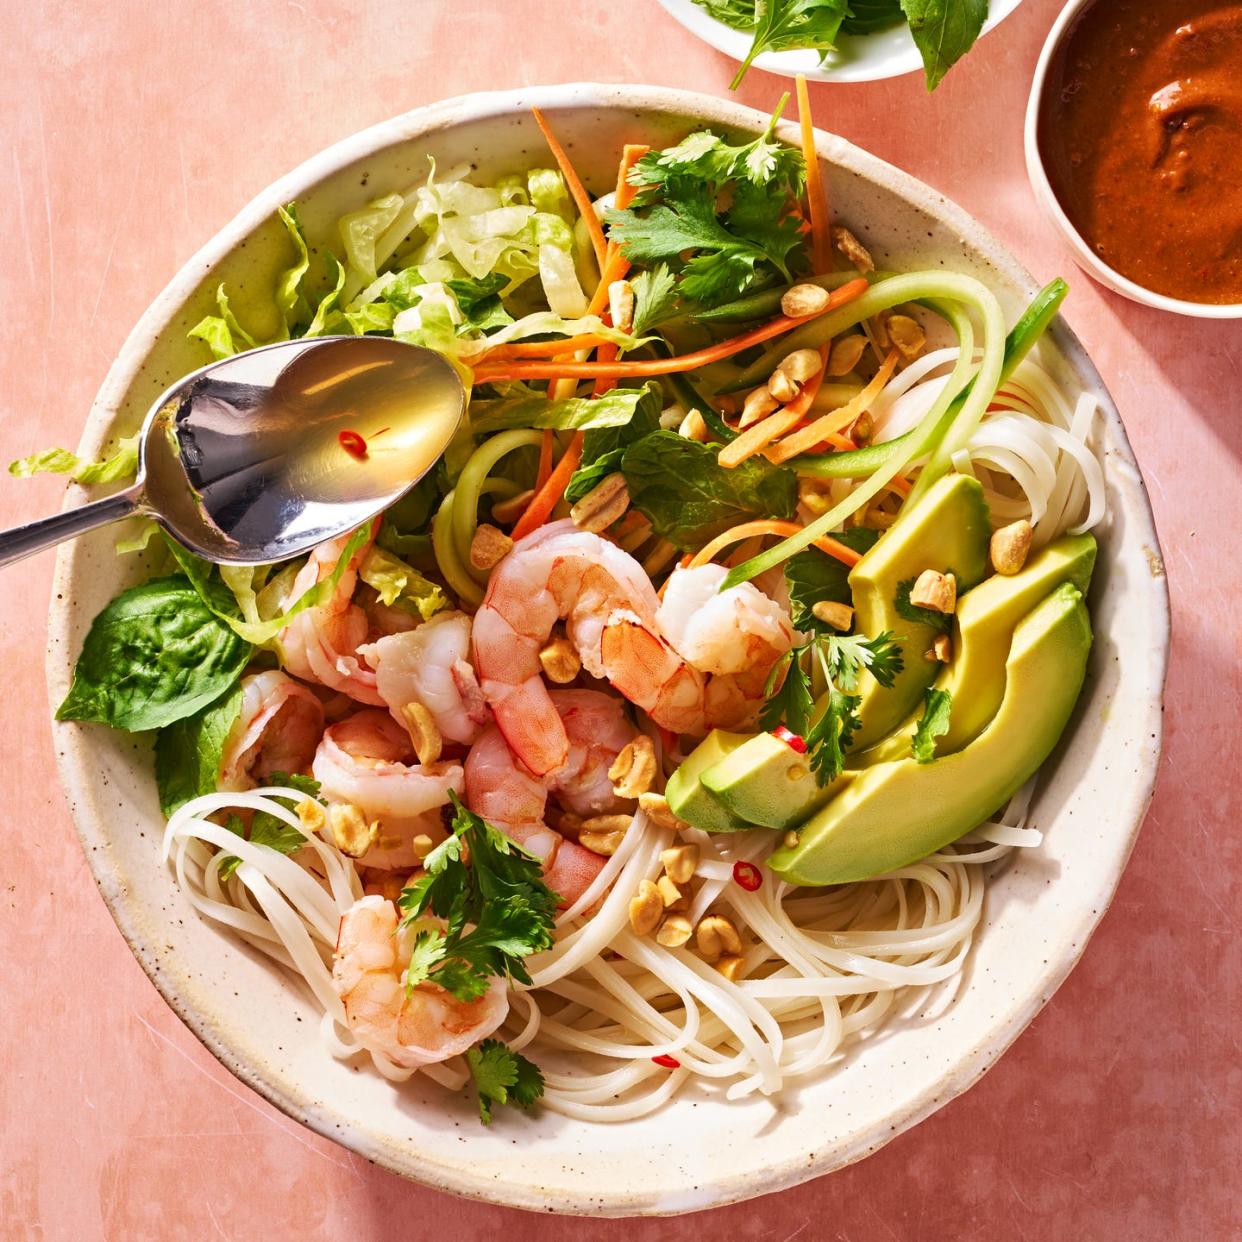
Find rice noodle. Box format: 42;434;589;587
158;347;1104;1121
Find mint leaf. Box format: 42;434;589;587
912;688;952;763
565;383;663;505
784;529;880;632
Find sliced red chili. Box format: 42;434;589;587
338;429;368;459
772;725;807;753
651;1054;681;1069
733;860;763;892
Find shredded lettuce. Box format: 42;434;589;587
357;546;447;620
339;193;404;287
470;383;659;434
9;435;140;485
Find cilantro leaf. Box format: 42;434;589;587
805;685;859;785
912;688;953;763
398;794;558;1002
784;529;880;633
466;1039;545;1125
758;646;814;736
896;575;953;634
629;264;679;336
822;631;904;692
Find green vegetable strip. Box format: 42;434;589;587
692;270;888;324
450;429;543;583
724;271;965;391
721;273;1005;589
793;279;1069;484
432;489;483;607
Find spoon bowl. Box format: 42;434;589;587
0;336;465;569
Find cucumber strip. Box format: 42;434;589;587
720;273;1007;588
692;270;890;325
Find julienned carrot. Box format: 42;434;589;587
718;346;828;468
690;519;861;569
592;342;620;395
768;348;899;463
485;333;615;361
607;144;649;259
532;107;609;271
511;431;584;541
535;429;555;490
796;76;831;275
471;278;869;384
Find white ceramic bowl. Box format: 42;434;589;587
1024;0;1242;320
658;0;1025;84
48;84;1169;1216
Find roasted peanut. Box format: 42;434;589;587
655;914;694;947
660;843;700;885
886;313;926;361
400;700;442;765
678;408;710;441
715;954;745;981
608;279;635;334
539;636;581;684
811;600;855;631
580;827;627;856
570;472;630;534
491;488;535;526
469;523;513;570
833;225;875;273
909;569;957;614
740;386;780;428
827;334;868;377
929;633;952;663
297;799;326;835
609;734;658;799
798;477;833;517
328;804;378;858
629;879;663;935
990;519;1033;576
656;873;691;911
780;282;832;318
695;914;742;961
638;791;689;832
783;830;800;850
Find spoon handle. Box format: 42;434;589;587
0;483;145;570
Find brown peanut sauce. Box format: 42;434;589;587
1038;0;1242;304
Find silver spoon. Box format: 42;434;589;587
0;336;466;570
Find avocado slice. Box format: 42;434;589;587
701;732;849;829
847;473;991;752
665;730;755;832
859;533;1097;765
769;582;1092;887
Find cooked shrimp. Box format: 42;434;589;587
218;671;325;791
360;611;490;745
472;520;792;774
464;689;636;906
333;895;508;1070
279;529;384;705
312;709;462;870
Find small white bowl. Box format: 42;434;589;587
1024;0;1242;320
659;0;1025;85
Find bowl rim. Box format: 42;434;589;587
1023;0;1242;321
46;82;1171;1215
656;0;1027;84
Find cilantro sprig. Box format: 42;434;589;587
397;794;558;1003
911;688;953;763
466;1039;545;1124
760;631;903;785
218;773;322;880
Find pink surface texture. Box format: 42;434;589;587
0;1;1237;1238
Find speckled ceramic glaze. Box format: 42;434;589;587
46;85;1170;1216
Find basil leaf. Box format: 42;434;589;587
840;0;904;34
900;0;987;90
565;383;663;505
155;683;245;815
784;528;881;632
621;431;798;550
57;575;253;732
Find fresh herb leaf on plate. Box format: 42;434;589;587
911;687;953;762
446;273;514;333
398;794;558;1002
840;0;904;34
784;528;880;632
56;575;253;732
565;383;663;505
725;0;851;89
155;683;245;816
466;1039;545;1124
758;648;816;736
217;774;323;880
901;0;988;90
621;430;798;550
896;574;953;634
629;264;680;337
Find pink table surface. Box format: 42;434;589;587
1;1;1237;1237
